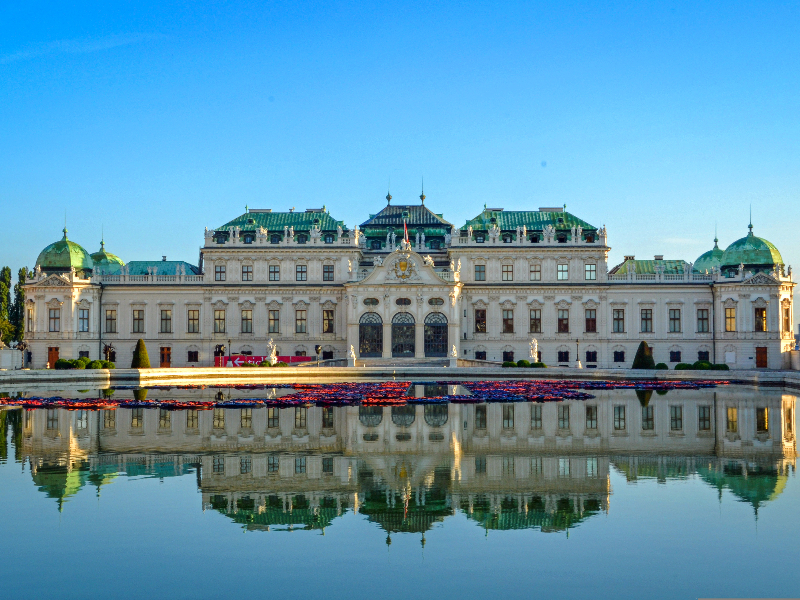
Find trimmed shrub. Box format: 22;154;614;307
258;360;270;367
54;358;73;370
502;361;517;368
531;362;547;368
674;363;693;370
516;359;531;368
654;363;669;370
77;356;91;367
692;360;712;370
656;389;669;396
101;360;115;369
87;360;104;369
102;389;115;398
710;363;730;370
240;362;258;368
274;361;288;367
133;388;148;401
632;341;656;369
636;389;653;406
131;339;151;369
72;359;86;370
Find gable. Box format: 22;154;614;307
354;250;456;287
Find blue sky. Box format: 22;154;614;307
1;1;798;303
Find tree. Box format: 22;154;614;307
0;266;10;344
10;267;28;342
131;339;151;368
631;341;656;369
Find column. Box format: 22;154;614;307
382;322;392;358
415;322;424;358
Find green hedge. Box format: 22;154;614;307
531;362;547;368
516;359;531;368
54;357;114;370
655;363;669;370
131;339;151;369
502;361;517;368
675;362;730;370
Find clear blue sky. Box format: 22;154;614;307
1;1;798;314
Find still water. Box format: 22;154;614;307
1;385;798;599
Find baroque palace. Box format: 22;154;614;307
23;193;795;369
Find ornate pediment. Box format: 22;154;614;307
353;249;451;287
744;273;778;285
36;275;70;287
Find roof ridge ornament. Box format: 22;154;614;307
420;177;425;204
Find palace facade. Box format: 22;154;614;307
23;194;795;368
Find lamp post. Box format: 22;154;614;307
575;338;583;369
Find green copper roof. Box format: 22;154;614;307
360;203;452;229
720;226;783;271
461;209;596;231
35;228;94;274
609;258;687;275
90;241;125;275
219;209;346;232
126;261;201;276
693;239;724;273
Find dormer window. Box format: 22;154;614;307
297;235;307;244
557;233;567;243
430;240;440;250
371;240;382;250
475;234;485;243
214;235;226;244
503;234;512;243
557;217;564;224
324;234;334;244
243;235;254;244
531;234;540;243
585;234;595;243
270;235;281;244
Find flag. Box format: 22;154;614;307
404;219;408;243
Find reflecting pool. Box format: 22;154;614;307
1;385;798;599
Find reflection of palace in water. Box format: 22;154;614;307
10;386;797;535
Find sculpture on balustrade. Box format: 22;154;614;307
451;344;458;358
423;255;434;267
530;338;538;360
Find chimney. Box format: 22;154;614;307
624;255;635;262
162;256;167;262
654;255;664;261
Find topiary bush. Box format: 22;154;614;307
692;360;712;370
502;361;517;368
258;360;270;367
54;358;73;370
655;362;668;370
72;359;86;370
710;363;730;370
240;362;258;368
531;362;547;368
133;388;148;401
274;361;288;367
76;356;91;367
101;360;115;369
131;339;151;369
632;341;656;369
516;359;531;368
674;363;693;370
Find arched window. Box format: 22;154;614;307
359;312;383;357
395;298;411;306
359;406;383;427
503;234;512;243
424;312;448;357
392;312;415;357
391;405;416;427
424;405;448;427
428;298;444;306
363;298;379;306
530;234;540;243
585;233;595;243
557;233;567;243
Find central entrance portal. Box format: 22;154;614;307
424;312;448;357
358;312;383;357
392;312;415;357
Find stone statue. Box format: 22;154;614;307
266;338;277;366
289;226;294;239
386;232;391;248
349;345;356;360
456;259;462;273
416;231;420;247
347;259;353;275
422;232;426;246
423;255;434;267
467;225;473;238
337;225;343;238
530;338;538;360
451;344;458;358
391;232;396;248
449;259;455;271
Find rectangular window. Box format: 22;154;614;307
726;407;738;433
557;309;569;333
295;310;307;333
475;456;487;474
268;455;279;473
584;264;596;280
557;264;569;280
725;307;736;332
586;350;597;363
698;350;710;362
187;350;199;363
322;309;335;334
322;457;334;474
27;308;33;332
323;264;335;281
754;307;767;332
240;456;252;474
215;265;226;281
296;264;307;281
46;409;58;430
49;308;60;332
612;309;624;333
131;408;143;429
502;456;514;476
474;350;487;360
132;309;144;333
502;350;515;362
613;405;626;430
241;309;253;333
475;309;487;333
104;309;117;333
241;265;253;281
613;350;625;362
160;309;172;333
558;405;570;430
103;410;116;430
669;308;681;332
159;409;171;430
78;308;90;332
502;309;514;333
269;265;280;281
670;350;682;363
474;264;486;281
530;309;542;333
530;264;541;281
585;405;597;430
267;407;279;429
670;406;683;431
501;264;513;281
531;457;543;475
756;407;768;433
531;404;542;429
213;408;225;429
783;307;791;332
585;309;596;333
295;457;307;474
187;309;199;333
558;350;570;363
214;310;226;333
268;310;280;334
240;408;252;428
502;405;515;429
558;458;570;478
322;406;334;429
212;456;225;473
186;409;198;429
697;309;709;333
641;309;653;333
698;406;711;431
587;457;598;477
294;406;308;429
642;406;654;430
475;405;487;430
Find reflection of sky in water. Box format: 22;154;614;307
1;386;798;600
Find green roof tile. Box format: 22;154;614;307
218;210;346;232
460;209;597;231
360;204;452;229
609;259;687;275
126;261;200;276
